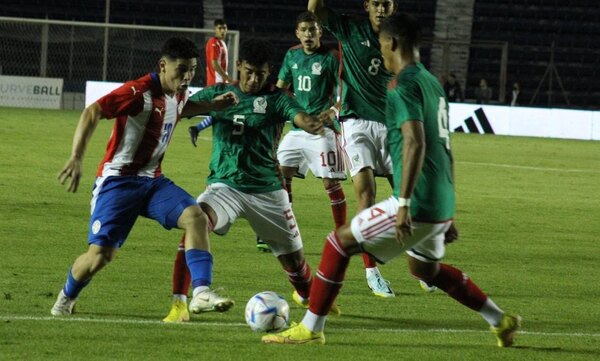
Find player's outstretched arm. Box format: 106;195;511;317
293;112;325;136
182;91;238;118
57;102;103;193
188;116;213;147
308;0;328;22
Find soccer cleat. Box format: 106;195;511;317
419;280;437;293
292;291;341;316
162;299;190;323
189;288;234;314
50;290;77;316
491;313;522;347
256;237;272;253
262;322;325;345
367;273;395;298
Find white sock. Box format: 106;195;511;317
301;310;327;333
172;294;187;303
365;267;379;278
192;286;210;297
479;298;504;327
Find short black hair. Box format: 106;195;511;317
379;13;421;56
239;38;275;67
161;37;200;60
214;19;226;27
295;11;320;28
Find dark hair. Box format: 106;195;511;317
295;11;320;28
379;13;421;56
214;19;226;27
239;38;275;67
161;37;200;60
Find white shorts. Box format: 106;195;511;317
277;128;346;180
341;118;393;177
350;196;452;264
197;183;303;257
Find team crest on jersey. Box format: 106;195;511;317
253;97;267;113
311;62;322;75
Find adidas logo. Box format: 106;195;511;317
360;40;370;47
292;63;298;69
454;107;495;134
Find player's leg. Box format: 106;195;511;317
263;208;373;344
352;168;395;297
407;234;521;347
322;178;347;229
51;176;142;316
146;178;233;315
342;118;395;297
51;245;117;316
162;235;191;322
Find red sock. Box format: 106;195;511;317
427;263;488;311
325;183;346;229
362;253;377;268
283;259;312;299
172;234;191;295
308;232;350;315
284;177;293;204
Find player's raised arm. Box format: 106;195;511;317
293;112;325;136
181;91;238;118
57;102;103;193
308;0;328;22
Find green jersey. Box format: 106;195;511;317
278;44;338;131
386;63;455;221
323;8;393;123
190;83;304;193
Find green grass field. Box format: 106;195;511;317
1;107;599;360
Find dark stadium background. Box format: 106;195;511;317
2;0;598;109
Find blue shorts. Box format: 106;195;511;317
87;175;197;248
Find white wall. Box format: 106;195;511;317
85;81;600;141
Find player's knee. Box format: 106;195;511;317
336;225;361;255
178;205;208;230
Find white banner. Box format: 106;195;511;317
85;80;202;107
449;103;600;141
85;81;599;141
0;75;63;109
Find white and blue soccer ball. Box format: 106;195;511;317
245;291;290;332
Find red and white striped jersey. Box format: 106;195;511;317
95;73;188;178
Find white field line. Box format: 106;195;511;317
457;161;600;174
3;315;600;338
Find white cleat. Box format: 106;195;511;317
50;290;77;316
367;273;395;298
189;288;234;314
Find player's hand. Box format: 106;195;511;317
317;109;340;133
304;116;325;136
395;206;412;247
212;91;238;110
444;221;459;244
57;157;83;193
188;126;199;147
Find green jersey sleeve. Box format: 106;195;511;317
322;7;352;41
275;90;305;122
278;51;293;84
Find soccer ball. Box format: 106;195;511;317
245;291;290;332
